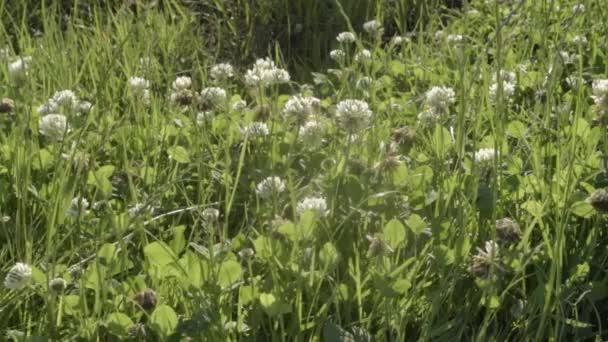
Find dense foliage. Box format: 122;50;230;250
1;0;608;341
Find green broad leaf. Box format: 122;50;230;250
63;295;81;316
239;284;258;305
570;201;594;218
87;165;115;197
383;219;406;247
389;60;406;76
32;149;53;170
522;200;544;218
431;126;453;157
319;242;340;270
144;242;177;268
259;293;291;317
405;214;427;235
253;236;276;260
392;163;408;186
297;211;316;240
106;312;134;337
218;259;242;287
97;243;117;267
506;120;527;139
573;117;590;138
323;321;355;342
167;145;190;163
150;305;178;337
31;266;46;286
277;222;297;241
171;225;187;254
392;278;412;294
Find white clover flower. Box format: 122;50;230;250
572;4;585;14
329;49;346;62
4;262;32;290
172;76;192;90
362;20;383;34
492;69;516;84
477;240;499;261
298;120;325;147
572;35;588;46
425;86;456;113
256;176;286;199
336;32;356;43
196;111;214;125
0;46;9;60
128;76;151;105
231;99;247;112
37;101;59;115
390;36;409;46
51;90;79;108
210;63;234;81
356;77;373;90
262;68;290;85
39;114;70;141
128;76;150;91
592;79;608;110
417;108;441;125
354;49;372;63
200;87;226;106
434;30;445;40
128;203;153;218
8;56;32;81
202;208;220;222
467;9;481;17
244;57;290;87
489;81;516;102
565;76;579;89
335;99;373;132
559;51;576;65
241;122;269;137
474;148;497;163
296;196;328;217
447;34;464;44
67;197;89;218
283;95;320;122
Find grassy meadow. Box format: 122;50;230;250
2;0;608;340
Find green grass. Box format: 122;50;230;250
1;0;608;341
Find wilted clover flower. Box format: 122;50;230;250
496;218;521;243
39;114;70;141
356;77;373;91
298;120;325;148
8;56;32;82
0;98;15;114
200;87;226;107
67;197;90;218
283;95;320;123
127;76;151;105
244;57;290;87
392;126;416;148
362;20;383;35
4;262;32;290
256;176;286;199
335;99;373;132
366;234;393;257
354;49;372;63
241;122;269;138
296;196;328;217
168;76;196;106
134;288;157;311
425;86;456;114
591;79;608;111
587;188;608;213
210;63;234;81
329;49;346;62
49;278;67;295
336;32;356;43
470;240;501;278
